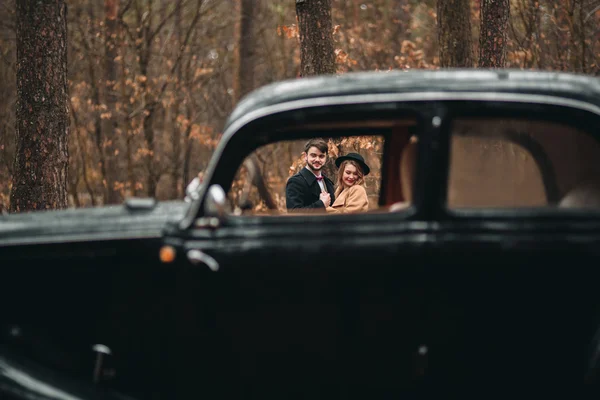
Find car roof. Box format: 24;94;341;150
182;69;600;229
225;69;600;130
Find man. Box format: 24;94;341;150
286;138;336;211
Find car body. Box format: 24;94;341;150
3;69;600;399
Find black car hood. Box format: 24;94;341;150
0;200;189;246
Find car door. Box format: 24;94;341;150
419;97;600;392
166;93;600;397
162;100;444;399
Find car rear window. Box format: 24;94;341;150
447;118;600;209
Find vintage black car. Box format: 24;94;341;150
3;69;600;399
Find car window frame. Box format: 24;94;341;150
180;91;600;230
438;100;600;220
228;132;390;216
181;102;434;230
218;126;418;224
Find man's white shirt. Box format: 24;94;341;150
306;167;326;192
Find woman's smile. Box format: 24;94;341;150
342;164;359;188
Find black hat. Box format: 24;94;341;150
335;152;370;175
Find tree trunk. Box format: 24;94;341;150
394;0;411;56
171;2;183;199
182;121;193;188
138;47;158;198
80;4;109;203
234;0;275;209
70;100;97;205
295;0;336;76
437;0;474;67
296;0;337;180
88;55;107;200
479;0;510;67
103;0;122;204
322;140;342;181
182;46;194;190
233;0;256;102
577;0;586;73
143;102;157;198
11;0;69;212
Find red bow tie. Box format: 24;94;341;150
316;176;323;181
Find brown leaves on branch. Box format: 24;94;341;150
277;24;298;39
1;0;600;211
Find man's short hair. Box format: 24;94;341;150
304;138;328;154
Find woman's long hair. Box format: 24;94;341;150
335;160;365;198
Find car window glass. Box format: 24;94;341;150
448;118;600;209
228;133;416;216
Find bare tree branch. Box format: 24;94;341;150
147;0;186;43
148;0;206;111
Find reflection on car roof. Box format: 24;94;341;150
226;69;600;130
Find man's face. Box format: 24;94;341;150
305;146;327;172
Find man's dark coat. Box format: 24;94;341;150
286;167;336;210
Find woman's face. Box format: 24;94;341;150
342;164;359;188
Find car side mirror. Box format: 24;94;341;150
184;177;202;202
204;184;227;219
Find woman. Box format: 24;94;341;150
326;152;370;213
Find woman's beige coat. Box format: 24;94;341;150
326;184;369;213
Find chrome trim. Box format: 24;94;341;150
187;249;220;271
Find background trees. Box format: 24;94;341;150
10;0;69;212
437;0;474;67
479;0;510;67
0;0;599;212
295;0;336;76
